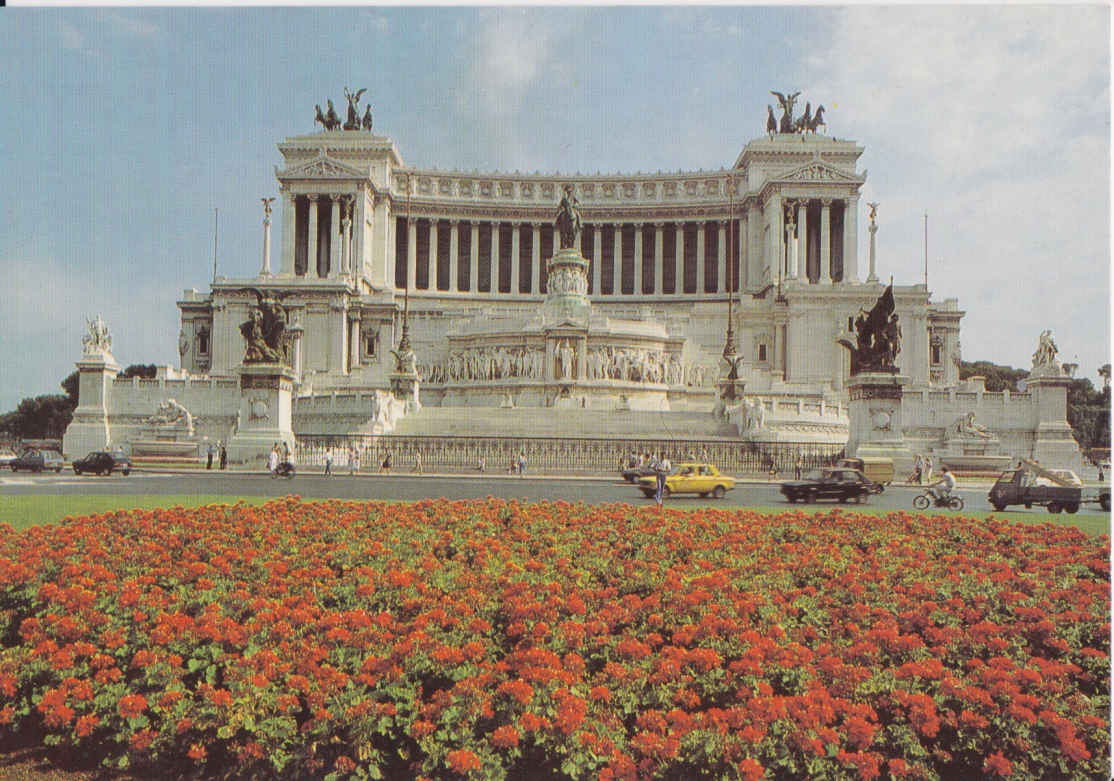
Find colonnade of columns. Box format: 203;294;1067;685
781;197;855;285
281;192;361;279
395;218;751;296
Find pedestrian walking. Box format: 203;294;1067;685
909;454;923;485
219;442;227;470
794;453;803;480
477;455;486;473
654;452;671;507
349;447;360;476
206;443;215;470
518;451;526;476
324;449;333;476
414;450;423;474
267;445;279;476
924;456;934;484
379;450;392;473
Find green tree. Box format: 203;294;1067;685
120;364;157;379
958;360;1028;392
1067;377;1110;454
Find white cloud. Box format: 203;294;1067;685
102;11;160;39
57;22;85;52
805;5;1109;378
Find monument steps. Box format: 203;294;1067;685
389;406;735;440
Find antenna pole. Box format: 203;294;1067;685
212;208;219;283
923;211;928;288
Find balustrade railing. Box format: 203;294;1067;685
294;433;843;475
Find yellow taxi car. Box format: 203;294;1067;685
637;463;737;499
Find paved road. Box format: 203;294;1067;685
0;469;1092;516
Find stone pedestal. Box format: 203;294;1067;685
543;248;591;328
390;372;421;414
1026;374;1083;472
846;372;914;475
227;364;296;464
62;352;120;459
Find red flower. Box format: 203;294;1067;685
117;693;147;719
983;751;1012;776
446;748;481;774
491;724;519;748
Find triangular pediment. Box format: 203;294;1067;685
277;154;367;181
773;160;864;184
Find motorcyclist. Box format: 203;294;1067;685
927;466;956;504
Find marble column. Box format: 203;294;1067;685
633;223;643;295
531;223;541;294
428;219;438;290
612;224;622;295
717;220;727;293
469;223;479;292
653;223;664;295
674;223;684;295
696;222;706;295
820;199;832;284
490;222;500;293
796;201;808;282
406;218;417;292
339;198;351;275
348;313;361;371
592;225;602;296
329;195;342;278
307;195;320;279
448;220;459;292
260;201;273;276
843;197;859;283
280;189;295;276
510;222;522;295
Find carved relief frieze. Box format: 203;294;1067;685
704;180;720;196
848;384;903;401
642;182;657;198
622;183;636;199
459;180;474;197
418;177;432;194
439;179;453;195
479;181;493;198
684;181;699;196
499;181;514;198
541;183;555;199
664;182;677;198
520;182;534;198
581;183;596;199
602;184;616;199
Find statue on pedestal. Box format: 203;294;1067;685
1031;329;1062;375
82;315;113;356
343;87;366;131
837;284;902;375
237;289;287;364
555;185;581;249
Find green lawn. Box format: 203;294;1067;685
0;495;271;531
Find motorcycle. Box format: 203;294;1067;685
271;461;296;479
912;490;963;511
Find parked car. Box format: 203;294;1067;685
620;464;659;483
73;451;132;476
637;463;737;499
780;468;879;504
9;448;64;473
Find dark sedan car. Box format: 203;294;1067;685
780;468;880;504
9;448;64;473
73;451;131;476
620;464;659;483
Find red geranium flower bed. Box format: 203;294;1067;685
0;499;1107;779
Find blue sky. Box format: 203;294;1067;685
0;6;1109;412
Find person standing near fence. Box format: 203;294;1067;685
324;449;333;477
349;447;360;476
518;451;526;477
413;449;423;474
